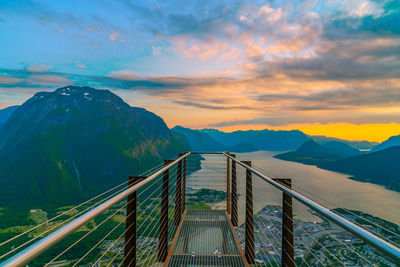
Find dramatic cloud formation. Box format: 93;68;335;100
0;0;400;141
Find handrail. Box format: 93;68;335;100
0;152;191;267
223;152;400;263
189;151;224;154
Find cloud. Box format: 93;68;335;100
0;0;124;36
86;24;102;32
170;36;240;60
0;69;70;88
25;74;70;86
26;64;53;73
174;100;256;110
108;70;140;80
1;0;400;130
334;0;385;19
0;75;22;85
109;32;124;42
255;84;400;110
2;65;400;127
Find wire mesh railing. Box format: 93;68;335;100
226;152;400;266
0;152;190;266
1;151;400;266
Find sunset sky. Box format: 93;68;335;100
1;0;400;142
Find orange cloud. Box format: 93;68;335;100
171;36;240;61
0;76;22;84
109;32;124;42
26;64;53;73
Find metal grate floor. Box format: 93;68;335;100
167;255;246;267
173;220;238;255
167;209;246;267
185;209;226;221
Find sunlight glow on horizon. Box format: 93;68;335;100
212;123;400;143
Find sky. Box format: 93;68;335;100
0;0;400;142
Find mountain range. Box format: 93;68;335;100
172;125;400;192
172;126;226;151
1;89;400;205
371;135;400;152
326;146;400;191
275;140;363;165
172;126;311;152
0;86;190;207
1;108;380;153
171;126;378;152
199;128;309;151
309;135;378;150
172;126;257;152
275;140;400;192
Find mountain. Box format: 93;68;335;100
274;140;361;165
171;126;224;151
0;86;190;207
176;127;376;153
200;128;310;151
372;135;400;152
323;146;400;191
321;141;362;157
295;141;337;158
171;126;258;152
275;140;400;192
229;142;257;153
310;135;378;150
0;105;19;129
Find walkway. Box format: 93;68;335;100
165;209;248;266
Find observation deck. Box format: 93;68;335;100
1;152;399;266
166;209;247;266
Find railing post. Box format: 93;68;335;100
124;176;145;267
182;154;187;214
243;161;255;264
158;160;172;262
274;178;294;267
231;154;238;227
226;152;231;214
174;156;182;225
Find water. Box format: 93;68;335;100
187;151;400;225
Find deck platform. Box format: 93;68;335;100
165;209;247;267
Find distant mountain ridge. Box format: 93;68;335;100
320;141;362;157
310;135;377;150
372;135;400;152
172;126;225;151
200;128;309;151
0;86;190;207
323;146;400;191
173;126;382;152
274;140;362;165
275;140;400;192
171;126;257;152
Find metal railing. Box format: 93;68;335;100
223;152;400;264
0;152;191;267
1;151;400;266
